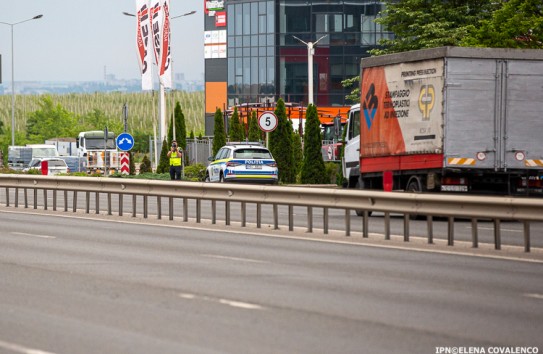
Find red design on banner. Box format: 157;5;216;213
215;11;226;27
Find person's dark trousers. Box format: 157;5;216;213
169;165;182;180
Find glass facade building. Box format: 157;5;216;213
204;0;392;132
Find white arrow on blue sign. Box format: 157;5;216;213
116;132;135;152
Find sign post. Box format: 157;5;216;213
116;132;135;175
258;111;278;148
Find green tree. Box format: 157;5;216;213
341;76;360;104
461;0;543;49
79;108;123;134
248;111;261;142
212;108;226;156
371;0;499;56
174;102;187;151
26;96;78;143
156;137;170;174
229;107;245;142
269;99;295;184
139;154;152;173
291;129;303;182
189;130;195;140
301;104;327;184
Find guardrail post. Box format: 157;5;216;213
52;190;57;211
256;203;261;228
196;199;201;223
494;219;501;250
524;221;530;253
85;191;90;213
183;198;188;222
307;206;313;233
4;187;8;207
157;196;162;219
34;189;38;209
107;193;112;216
132;194;137;217
471;219;478;248
363;211;369;238
403;214;409;242
43;189;47;210
119;194;124;217
95;192;99;214
225;201;231;226
212;200;217;224
14;188;18;208
168;197;173;220
384;212;390;240
447;217;454;246
63;190;67;212
323;207;329;234
143;195;148;219
241;202;246;227
288;205;293;231
345;209;350;236
73;191;78;212
25;188;29;209
273;204;278;230
427;215;433;244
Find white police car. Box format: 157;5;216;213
205;143;278;184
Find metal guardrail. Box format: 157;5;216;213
1;175;542;252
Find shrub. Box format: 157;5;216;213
184;163;206;181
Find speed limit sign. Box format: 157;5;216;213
258;111;278;132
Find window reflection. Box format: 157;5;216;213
226;0;392;106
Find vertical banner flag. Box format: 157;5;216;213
150;0;172;89
136;0;153;90
159;0;172;88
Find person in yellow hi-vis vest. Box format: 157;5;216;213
167;140;182;180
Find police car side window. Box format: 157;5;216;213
215;148;225;160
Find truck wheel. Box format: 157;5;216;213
406;177;425;220
355;180;373;217
406;177;424;193
219;173;225;183
205;173;210;182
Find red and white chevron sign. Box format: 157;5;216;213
121;152;130;175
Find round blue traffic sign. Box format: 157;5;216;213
116;132;135;151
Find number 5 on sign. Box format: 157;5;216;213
258;111;278;148
258;111;278;132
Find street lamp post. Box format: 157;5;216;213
0;14;43;146
292;35;327;106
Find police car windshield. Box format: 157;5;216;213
233;149;272;159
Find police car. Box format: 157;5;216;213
205;143;278;183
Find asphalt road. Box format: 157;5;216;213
1;210;542;354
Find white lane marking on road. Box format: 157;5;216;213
219;299;264;310
11;232;56;239
0;339;56;354
474;227;521;233
178;293;265;310
201;254;267;264
524;293;543;300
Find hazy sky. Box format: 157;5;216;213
0;0;204;83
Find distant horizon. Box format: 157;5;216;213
0;0;203;83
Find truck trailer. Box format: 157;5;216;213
342;46;543;196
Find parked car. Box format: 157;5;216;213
205;143;278;184
24;158;69;175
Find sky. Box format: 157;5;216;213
0;0;204;83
